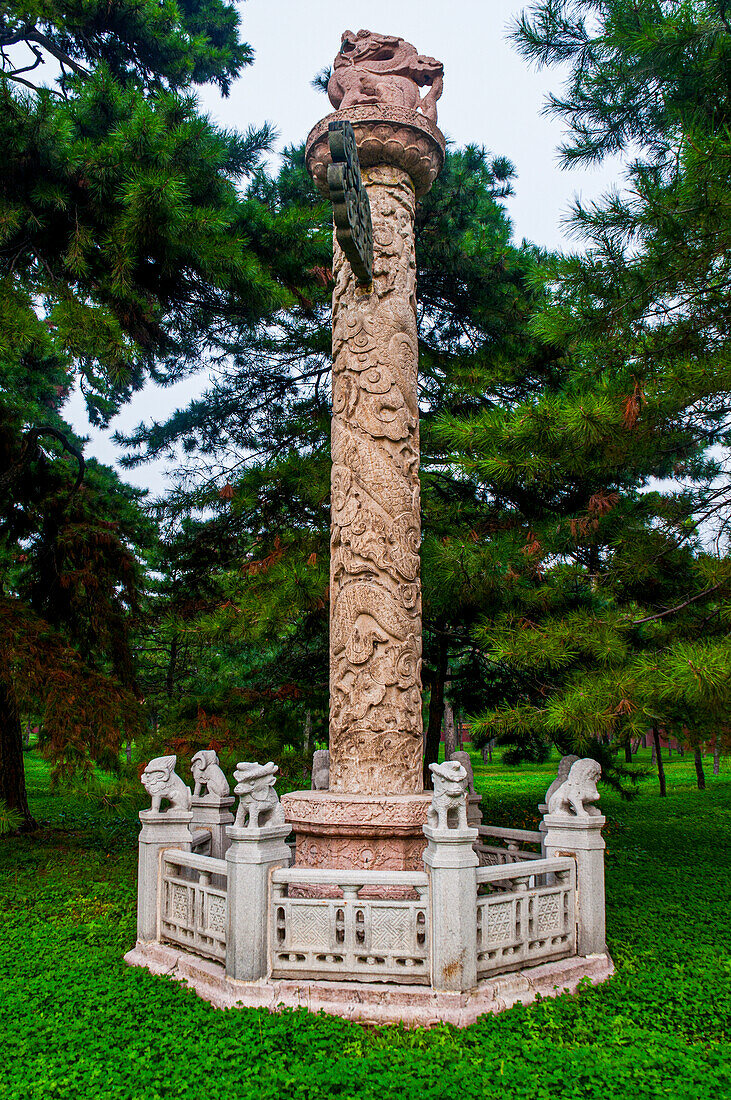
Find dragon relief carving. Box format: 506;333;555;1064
328;159;422;795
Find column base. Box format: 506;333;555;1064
281;791;431;894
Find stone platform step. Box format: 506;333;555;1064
124;942;614;1028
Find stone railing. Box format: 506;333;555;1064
159;850;228;963
475;857;575;977
270;868;429;984
131;752;608;996
476;825;542;867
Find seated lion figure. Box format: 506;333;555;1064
543;754;580;808
547;758;602;818
141;755;192;813
427;760;469;831
311;749;330;791
191;749;230;801
233;761;285;829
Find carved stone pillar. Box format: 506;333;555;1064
281;102;445;873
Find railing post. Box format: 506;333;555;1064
137;811;194;943
225;761;291;982
136;756;194;943
542;758;607;956
423;762;479;992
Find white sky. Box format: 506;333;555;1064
65;0;623;493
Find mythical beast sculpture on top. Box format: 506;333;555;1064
328;30;444;123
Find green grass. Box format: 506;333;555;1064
1;751;729;1099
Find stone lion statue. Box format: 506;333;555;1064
311;749;330;791
427;760;469;831
233;761;286;829
547;758;602;818
141;755;191;813
543;754;580;807
328;30;444;123
191;749;230;801
449;751;475;793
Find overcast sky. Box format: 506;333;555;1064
65;0;624;493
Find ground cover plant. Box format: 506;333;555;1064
1;751;729;1100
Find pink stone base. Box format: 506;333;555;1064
124;942;615;1027
282;791;432;877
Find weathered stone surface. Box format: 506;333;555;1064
327;160;424;795
548;758;602;818
233;761;286;829
306;107;445;198
136;810;193;942
191;750;231;801
543;813;607;956
125;942;614;1026
141;756;191;813
426;761;470;832
328;30;443;123
282;790;431;872
311;749;330;790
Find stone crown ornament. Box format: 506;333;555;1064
141;755;192;814
328;30;444;124
547;758;603;818
191;749;230;802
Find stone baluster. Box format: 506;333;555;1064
422;761;479;992
541;757;607;956
225;761;291;982
136;756;194;943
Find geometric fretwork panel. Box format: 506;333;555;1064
476;862;576;978
159;852;227;964
270;880;430;985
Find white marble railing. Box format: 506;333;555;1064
269;868;430;984
475;857;575;976
159;850;227;963
476;825;543;867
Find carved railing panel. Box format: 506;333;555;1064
270;869;429;983
159;850;227;963
475;858;575;976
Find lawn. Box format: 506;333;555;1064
1;750;729;1099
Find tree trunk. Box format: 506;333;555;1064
651;740;656;765
302;709;312;781
694;746;706;790
713;741;720;776
0;675;37;830
423;634;448;788
165;633;179;699
624;741;633;763
652;726;666;797
125;739;132;765
678;742;684;757
443;699;457;760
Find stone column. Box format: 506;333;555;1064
543;814;607;956
136;810;193;943
282;104;445;873
225;820;291;981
